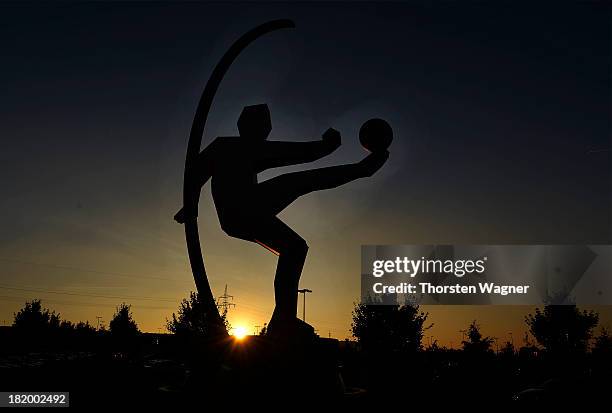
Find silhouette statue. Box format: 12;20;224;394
176;104;388;336
175;19;391;339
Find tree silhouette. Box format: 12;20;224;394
499;340;515;357
351;302;430;353
13;299;60;333
167;292;229;338
12;300;103;350
525;305;598;354
461;320;494;353
109;303;140;338
75;321;97;334
592;328;612;356
425;339;440;352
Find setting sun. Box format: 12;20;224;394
232;326;248;340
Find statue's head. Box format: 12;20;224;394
238;104;271;140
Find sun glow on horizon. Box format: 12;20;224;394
232;325;248;340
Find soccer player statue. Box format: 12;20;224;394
175;104;391;338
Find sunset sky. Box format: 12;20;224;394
1;2;610;344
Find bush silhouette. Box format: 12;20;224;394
499;340;516;357
525;305;598;355
461;320;494;354
592;328;612;356
351;301;430;353
109;303;140;339
13;299;60;333
167;292;229;338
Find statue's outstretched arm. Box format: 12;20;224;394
174;142;215;223
256;128;341;170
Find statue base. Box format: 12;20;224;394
181;335;344;400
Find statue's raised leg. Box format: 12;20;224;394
258;151;388;216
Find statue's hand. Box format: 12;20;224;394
322;128;341;150
174;207;186;224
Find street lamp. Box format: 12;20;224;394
297;288;312;322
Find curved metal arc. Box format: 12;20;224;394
182;20;296;332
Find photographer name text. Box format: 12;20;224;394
373;282;530;296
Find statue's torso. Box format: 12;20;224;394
208;138;267;226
